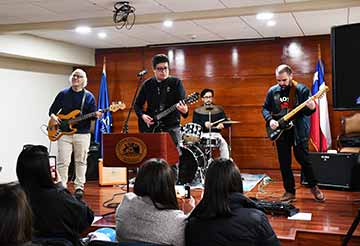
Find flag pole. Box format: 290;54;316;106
317;44;321;60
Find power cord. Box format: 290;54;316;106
102;191;126;210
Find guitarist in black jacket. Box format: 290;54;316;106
134;54;189;148
262;64;325;203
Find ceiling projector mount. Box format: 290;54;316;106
113;1;136;30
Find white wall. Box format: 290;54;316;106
0;56;72;183
0;34;95;66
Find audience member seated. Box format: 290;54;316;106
186;158;280;246
0;182;35;246
116;158;194;246
16;145;94;246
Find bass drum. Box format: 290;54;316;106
178;144;206;185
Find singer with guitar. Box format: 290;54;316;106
134;54;189;149
49;68;102;199
262;64;325;203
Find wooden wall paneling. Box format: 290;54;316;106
81;35;358;169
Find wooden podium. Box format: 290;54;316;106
102;133;179;190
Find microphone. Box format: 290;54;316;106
137;69;147;77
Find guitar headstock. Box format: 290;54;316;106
313;85;329;100
184;92;200;105
109;101;126;112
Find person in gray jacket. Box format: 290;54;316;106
116;158;194;246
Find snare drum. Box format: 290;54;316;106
200;137;220;148
181;123;202;144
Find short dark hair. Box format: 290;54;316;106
275;64;292;76
188;158;243;219
134;158;179;210
152;54;169;69
0;182;32;244
200;88;214;98
16;145;55;192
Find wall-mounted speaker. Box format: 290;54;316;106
331;23;360;110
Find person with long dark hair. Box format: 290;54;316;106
16;145;94;246
116;158;194;246
0;182;33;246
186;158;280;246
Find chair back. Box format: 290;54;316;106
343;113;360;135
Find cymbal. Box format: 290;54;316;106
195;105;223;115
222;120;241;124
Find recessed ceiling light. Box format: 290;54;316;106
98;32;107;39
75;26;91;34
163;20;173;28
256;12;274;20
267;20;276;27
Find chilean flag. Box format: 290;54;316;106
310;60;332;152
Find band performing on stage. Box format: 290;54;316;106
46;55;324;205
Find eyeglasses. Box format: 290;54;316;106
203;96;213;99
156;66;168;72
72;74;84;78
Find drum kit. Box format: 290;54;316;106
178;115;240;185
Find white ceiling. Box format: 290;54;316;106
0;0;359;48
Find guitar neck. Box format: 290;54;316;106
155;104;178;121
69;109;108;124
282;97;312;121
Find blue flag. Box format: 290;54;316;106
94;63;112;145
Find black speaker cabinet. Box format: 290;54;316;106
301;152;360;190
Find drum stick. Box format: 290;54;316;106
210;118;226;126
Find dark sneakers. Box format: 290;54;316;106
74;189;84;200
280;192;296;203
310;185;325;202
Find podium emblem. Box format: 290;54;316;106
115;137;148;164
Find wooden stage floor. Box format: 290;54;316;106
78;169;360;245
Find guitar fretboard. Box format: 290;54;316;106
69;109;108;124
282;86;328;122
155;104;178;121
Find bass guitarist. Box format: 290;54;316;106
134;54;188;149
262;64;325;203
49;68;102;199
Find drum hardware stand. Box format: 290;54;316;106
207;105;214;167
228;119;232;157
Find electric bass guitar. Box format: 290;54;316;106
48;101;126;141
266;86;328;141
138;92;200;133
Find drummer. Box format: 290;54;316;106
192;88;230;159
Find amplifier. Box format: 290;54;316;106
301;152;360;190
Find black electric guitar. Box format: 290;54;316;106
266;86;328;141
48;101;125;141
138;92;199;133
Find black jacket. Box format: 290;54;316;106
27;184;94;246
186;193;280;246
262;82;315;145
134;76;188;131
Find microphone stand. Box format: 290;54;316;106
122;73;146;192
122;74;145;133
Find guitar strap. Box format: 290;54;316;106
288;80;298;111
80;89;88;115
